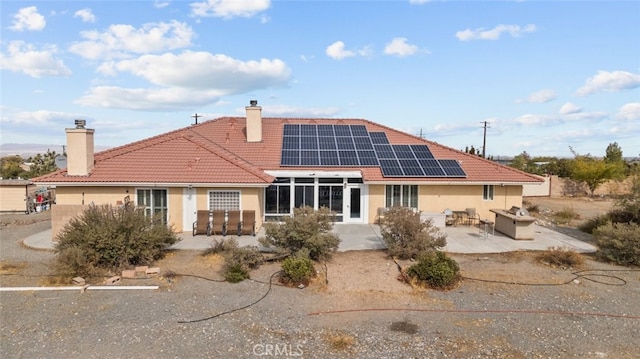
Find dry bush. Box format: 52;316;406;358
536;247;585;268
380;206;447;259
554;206;580;225
326;332;356;351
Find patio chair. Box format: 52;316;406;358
192;210;211;236
211;210;226;235
465;208;480;227
226;210;241;236
240;210;256;236
444;209;456;226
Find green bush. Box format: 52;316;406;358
594;223;640;266
536;246;585;268
224;262;250;283
54;203;179;278
406;251;460;289
281;252;315;283
578;214;611;234
259;206;340;261
221;243;263;283
380;207;447;260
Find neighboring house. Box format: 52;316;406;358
33;101;543;240
0;179;34;213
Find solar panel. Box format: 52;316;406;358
300;150;319;166
283;124;299;136
370;132;389;144
350;125;368;136
338;150;359;166
318;137;337;150
300;136;318;150
353;137;374;150
358;151;379;166
374;144;395;159
439;159;466;177
393;145;414;159
282;136;299;150
317;124;334;136
279;123;465;177
334;125;352;136
336;137;355;150
379;159;404;176
418;159;446;176
410;145;434;159
399;159;424;176
281;150;299;166
319;151;340;166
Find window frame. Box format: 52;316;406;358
483;184;494;201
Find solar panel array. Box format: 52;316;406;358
281;124;466;178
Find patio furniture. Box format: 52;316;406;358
192;210;211;236
452;210;468;226
240;210;256;236
479;218;495;238
465;208;480;227
226;210;241;236
211;210;226;235
444;209;456;226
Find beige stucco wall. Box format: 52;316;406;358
367;184;524;223
193;186;265;229
0;185;32;212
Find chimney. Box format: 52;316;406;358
245;100;262;142
65;119;95;176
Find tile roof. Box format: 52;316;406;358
34;116;543;185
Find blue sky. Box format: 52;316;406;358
1;0;639;158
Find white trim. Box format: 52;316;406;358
264;170;362;178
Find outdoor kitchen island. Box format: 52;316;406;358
490;207;537;240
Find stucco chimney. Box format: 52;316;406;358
65;120;94;176
245;100;262;142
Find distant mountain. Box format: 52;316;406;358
0;143;111;158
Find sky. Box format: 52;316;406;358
1;0;639;159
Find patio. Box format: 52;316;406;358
174;222;597;254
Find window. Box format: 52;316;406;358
137;189;168;224
265;178;291;218
209;191;240;210
385;185;418;208
483;185;494;200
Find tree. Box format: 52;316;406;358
603;142;627;178
28;150;59;178
570;154;618;196
0;156;28;179
509;151;539;174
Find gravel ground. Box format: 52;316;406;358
1;212;640;358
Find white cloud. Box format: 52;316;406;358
10;6;46;31
190;0;270;19
154;1;171;8
69;21;194;60
326;41;355;60
559;102;582;115
520;89;556;103
79;51;291;110
576;70;640;96
616;102;640;121
0;41;71;78
513;111;605;126
74;8;96;23
384;37;418;57
456;24;536;41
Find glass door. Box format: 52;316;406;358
344;185;363;223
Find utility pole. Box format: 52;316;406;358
481;121;489;158
191;113;202;125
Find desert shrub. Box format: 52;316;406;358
224;262;249;283
554;206;580;225
281;251;315;284
259;206;340;261
594;223;640;266
221;243;263;282
406;251;460;289
54;203;179;278
524;202;540;214
578;214;611;234
380;207;447;259
202;237;238;256
536;247;585;268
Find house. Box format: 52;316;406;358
33;101;543;240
